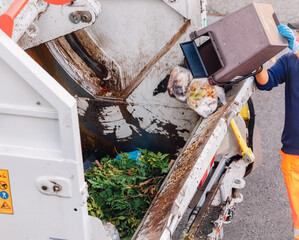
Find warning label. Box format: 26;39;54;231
1;202;11;209
0;170;13;214
0;181;8;190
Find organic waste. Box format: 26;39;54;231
187;78;226;118
85;149;171;239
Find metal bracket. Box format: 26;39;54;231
230;117;255;163
15;0;102;49
36;176;72;198
232;178;245;189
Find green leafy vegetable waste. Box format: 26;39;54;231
85;149;171;239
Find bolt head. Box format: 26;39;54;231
53;185;61;192
234;179;241;184
69;12;80;24
80;12;92;23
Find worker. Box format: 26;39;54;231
254;23;299;239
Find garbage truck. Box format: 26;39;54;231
0;0;288;239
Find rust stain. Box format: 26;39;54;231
52;37;104;96
122;20;192;99
33;20;190;100
26;44;69;91
79;121;116;155
133;103;228;239
48;34;124;98
133;84;250;239
133;82;251;239
72;30;123;93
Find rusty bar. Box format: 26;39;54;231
132;78;256;240
122;20;191;98
186;183;221;240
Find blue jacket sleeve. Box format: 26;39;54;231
255;54;288;91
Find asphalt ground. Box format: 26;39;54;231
206;1;297;239
207;0;297;24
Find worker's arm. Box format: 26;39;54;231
255;65;269;86
255;25;298;89
254;55;287;91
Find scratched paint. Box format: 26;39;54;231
99;105;134;140
28;0;204;159
76;97;89;116
133;79;256;240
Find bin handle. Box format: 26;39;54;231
272;13;280;26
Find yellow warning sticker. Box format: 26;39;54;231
0;170;13;214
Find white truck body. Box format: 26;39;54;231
0;30;110;240
0;0;260;239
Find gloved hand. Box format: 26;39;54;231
277;25;299;54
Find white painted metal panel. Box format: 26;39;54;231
0;31;109;240
126;38;200;143
163;0;207;27
85;0;197;88
45;0;206;156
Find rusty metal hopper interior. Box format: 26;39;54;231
26;2;287;163
27;0;206;160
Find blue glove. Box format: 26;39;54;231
277;25;299;53
277;25;299;54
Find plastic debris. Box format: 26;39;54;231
167;66;193;102
187;78;226;118
116;150;141;162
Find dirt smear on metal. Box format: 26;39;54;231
133;81;250;239
133;102;229;239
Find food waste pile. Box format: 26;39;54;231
85;149;171;239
